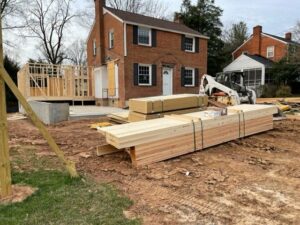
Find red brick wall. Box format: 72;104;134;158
233;35;288;62
123;24;208;101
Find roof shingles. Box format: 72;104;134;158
104;7;208;39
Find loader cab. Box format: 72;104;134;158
215;72;247;95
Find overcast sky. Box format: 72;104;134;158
7;0;300;65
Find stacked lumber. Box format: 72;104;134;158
128;107;203;122
100;104;277;167
107;111;129;124
128;94;208;122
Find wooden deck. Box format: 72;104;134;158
18;63;95;102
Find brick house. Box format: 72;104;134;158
224;25;300;95
87;0;208;107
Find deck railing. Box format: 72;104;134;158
18;63;95;101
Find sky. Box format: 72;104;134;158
6;0;300;65
162;0;300;35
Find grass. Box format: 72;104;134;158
0;170;140;225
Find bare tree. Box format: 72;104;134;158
107;0;169;19
66;39;87;66
0;0;26;30
293;21;300;43
24;0;77;64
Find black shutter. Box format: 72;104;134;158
133;25;138;45
181;67;185;87
195;37;200;53
181;35;186;51
195;68;199;87
152;64;157;86
152;29;157;47
134;63;139;86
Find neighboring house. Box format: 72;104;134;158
224;25;300;95
87;0;208;108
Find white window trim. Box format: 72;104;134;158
184;67;195;87
93;39;97;56
267;46;275;58
138;26;152;47
138;64;152;86
185;36;196;53
109;31;114;49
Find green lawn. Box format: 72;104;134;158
0;171;140;225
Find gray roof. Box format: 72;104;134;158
263;33;300;46
245;54;274;67
105;7;208;38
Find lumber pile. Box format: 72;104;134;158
100;104;277;167
128;94;208;122
107;111;129;124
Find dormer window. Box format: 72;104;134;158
138;27;151;46
267;46;274;58
184;36;195;52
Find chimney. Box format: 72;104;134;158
174;12;184;24
285;32;292;41
94;0;106;66
253;25;262;36
253;25;262;55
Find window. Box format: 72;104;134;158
184;68;195;86
138;64;152;85
184;37;195;52
138;27;151;46
267;46;274;58
93;40;97;56
109;31;114;49
243;69;262;87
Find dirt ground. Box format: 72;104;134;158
7;116;300;225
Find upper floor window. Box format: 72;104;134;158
138;64;152;85
93;40;97;56
183;67;195;86
138;27;151;46
267;46;274;58
109;31;114;49
184;37;195;52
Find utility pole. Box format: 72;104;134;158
0;14;12;199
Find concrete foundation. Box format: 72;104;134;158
19;101;69;125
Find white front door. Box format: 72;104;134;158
163;67;173;96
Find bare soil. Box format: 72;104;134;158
7;117;300;225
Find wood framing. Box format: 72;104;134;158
18;63;95;102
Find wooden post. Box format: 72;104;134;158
0;68;79;178
0;15;12;198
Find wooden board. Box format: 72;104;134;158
128;107;204;122
99;104;278;167
129;94;208;114
108;111;129;124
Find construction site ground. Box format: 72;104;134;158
7;116;300;225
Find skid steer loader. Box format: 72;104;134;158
199;72;256;106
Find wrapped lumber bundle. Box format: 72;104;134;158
128;94;208;122
100;105;277;167
129;94;208;114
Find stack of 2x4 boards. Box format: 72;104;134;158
100;104;278;167
128;94;209;122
